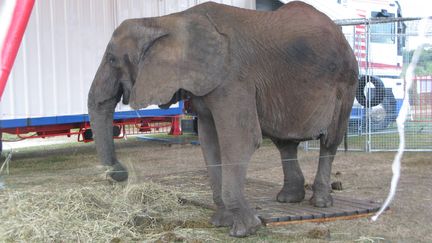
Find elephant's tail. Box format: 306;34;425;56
344;130;348;153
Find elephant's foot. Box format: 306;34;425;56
210;207;233;227
107;163;128;182
229;208;262;237
310;192;333;208
276;187;305;203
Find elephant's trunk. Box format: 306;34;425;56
88;87;128;182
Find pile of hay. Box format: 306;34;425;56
0;182;209;241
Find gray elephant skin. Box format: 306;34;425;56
87;1;358;237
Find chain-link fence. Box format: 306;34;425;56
303;18;432;152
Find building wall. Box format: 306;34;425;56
0;0;255;120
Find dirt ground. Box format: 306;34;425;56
1;136;431;242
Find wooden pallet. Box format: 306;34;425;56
154;170;388;226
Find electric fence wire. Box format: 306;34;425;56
0;147;339;182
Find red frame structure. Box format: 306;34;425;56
412;76;432;122
1;116;182;143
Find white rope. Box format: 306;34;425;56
371;18;432;222
0;152;342;179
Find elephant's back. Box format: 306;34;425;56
276;1;334;23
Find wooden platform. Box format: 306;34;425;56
154;170;388;226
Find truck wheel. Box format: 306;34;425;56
369;88;397;132
356;75;385;108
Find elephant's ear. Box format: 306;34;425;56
129;14;228;109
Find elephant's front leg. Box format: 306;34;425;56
193;98;233;227
207;92;263;237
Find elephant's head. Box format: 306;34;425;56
87;8;228;181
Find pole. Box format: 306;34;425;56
0;0;35;100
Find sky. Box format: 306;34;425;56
398;0;432;49
398;0;432;17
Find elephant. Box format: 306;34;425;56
87;1;358;237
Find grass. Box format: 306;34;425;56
141;120;432;151
304;120;432;151
140;132;199;143
306;132;432;151
1;133;23;142
2;119;430;157
0;135;344;242
6;156;76;173
1;134;431;242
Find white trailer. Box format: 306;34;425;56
0;0;255;151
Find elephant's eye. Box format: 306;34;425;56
107;54;117;65
109;56;116;64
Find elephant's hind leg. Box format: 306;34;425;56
310;140;338;208
272;139;305;203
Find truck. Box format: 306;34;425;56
339;0;406;132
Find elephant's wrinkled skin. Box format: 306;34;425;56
88;1;358;237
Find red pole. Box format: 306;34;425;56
0;0;35;100
169;116;182;136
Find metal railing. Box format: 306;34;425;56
303;18;432;152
